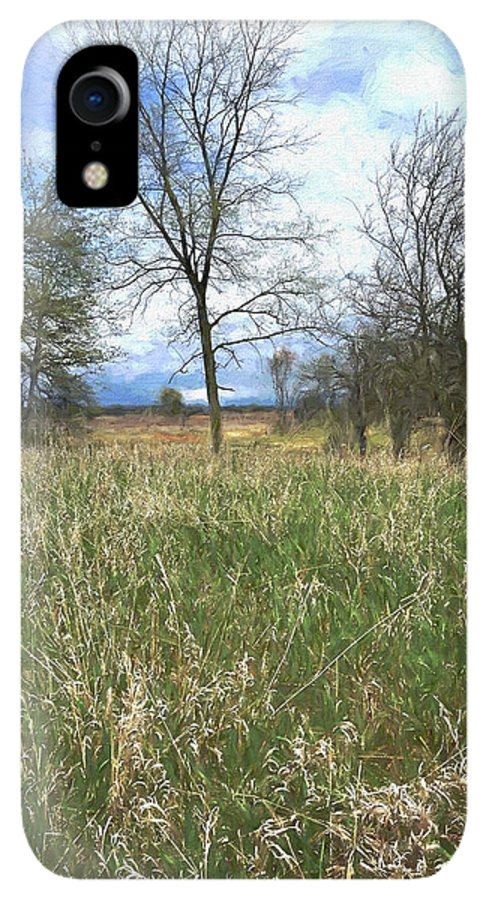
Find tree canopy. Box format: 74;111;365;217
22;170;119;440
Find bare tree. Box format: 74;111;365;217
268;347;296;433
71;22;325;453
348;110;465;458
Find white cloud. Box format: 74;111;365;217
21;125;54;168
365;50;465;120
182;388;208;403
275;22;465;275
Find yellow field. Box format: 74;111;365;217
85;409;446;457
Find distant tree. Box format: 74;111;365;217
158;387;185;418
269;348;296;433
371;335;441;458
332;332;383;458
295;353;335;422
294;392;323;424
330;328;437;459
22;171;119;442
329;327;447;460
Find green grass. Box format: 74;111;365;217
21;442;466;878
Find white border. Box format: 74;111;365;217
2;2;486;895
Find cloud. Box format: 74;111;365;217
22;24;71;163
364;48;465;121
182;388;208;403
21;125;54;169
276;21;465;273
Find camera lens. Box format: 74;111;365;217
69;67;130;125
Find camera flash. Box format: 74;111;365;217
82;161;109;190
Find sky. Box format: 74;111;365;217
22;20;465;406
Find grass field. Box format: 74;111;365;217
21;421;466;878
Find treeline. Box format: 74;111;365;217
155;387;276;421
269;110;464;460
269;339;458;459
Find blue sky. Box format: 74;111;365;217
22;21;465;406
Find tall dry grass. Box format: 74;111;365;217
21;443;465;877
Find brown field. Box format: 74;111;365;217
88;409;279;445
85;408;446;457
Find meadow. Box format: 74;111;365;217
21;418;466;878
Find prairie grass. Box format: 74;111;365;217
21;441;466;878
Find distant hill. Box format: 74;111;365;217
91;401;276;417
90;371;275;408
90;372;170;407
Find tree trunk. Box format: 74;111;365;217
357;423;367;458
23;336;42;443
24;371;38;428
390;408;412;460
278;407;288;435
196;288;223;455
444;416;466;463
352;375;367;458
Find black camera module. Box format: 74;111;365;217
69;67;131;126
57;46;138;207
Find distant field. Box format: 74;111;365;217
88;408;278;445
86;408;444;455
21;437;465;878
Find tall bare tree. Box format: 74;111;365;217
72;22;325;453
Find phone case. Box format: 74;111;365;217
21;20;466;878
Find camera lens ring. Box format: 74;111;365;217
69;66;131;126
